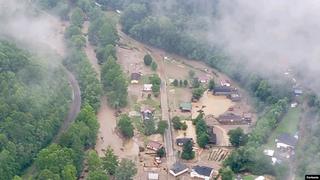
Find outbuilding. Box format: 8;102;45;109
179;102;192;112
176;138;193;146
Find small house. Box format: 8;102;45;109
293;89;303;96
220;79;231;87
198;75;210;83
143;84;153;92
169;162;189;177
275;133;298;150
190;165;214;180
263;149;275;157
213;86;234;96
176;138;193;146
147;141;163;151
217;113;245;124
148;172;159;180
207;126;217;145
130;73;141;84
242;113;252;122
179;102;192;112
228;93;241;102
141;108;153;121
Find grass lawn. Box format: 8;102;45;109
243;175;256;180
141;98;161;111
266;107;301;148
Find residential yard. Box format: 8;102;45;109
243;175;256;180
266;107;301;148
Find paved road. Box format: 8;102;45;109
116;24;176;166
160;79;175;165
54;69;81;142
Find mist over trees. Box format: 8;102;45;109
0;41;71;179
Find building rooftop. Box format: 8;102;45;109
170;162;188;175
192;165;213;177
179;102;192;111
277;133;298;147
131;72;141;80
176;138;193;145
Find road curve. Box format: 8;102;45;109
54;68;81;142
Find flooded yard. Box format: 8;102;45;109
176;120;197;143
192;91;234;119
95;97;139;159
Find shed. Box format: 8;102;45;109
228;93;241;102
148;172;159;180
143;84;153;91
130;73;141;84
176;138;193;146
179;102;192;112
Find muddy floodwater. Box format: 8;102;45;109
176;121;197;142
192;91;234;119
95;97;139;158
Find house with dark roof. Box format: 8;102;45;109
169;162;189;177
275;133;298;150
293;89;303;96
176;138;193;146
228;93;241;102
130;72;141;84
190;165;214;180
179;102;192;112
217;113;246;124
207;126;217;145
213;86;234;96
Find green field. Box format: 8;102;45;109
266;107;301;148
243;175;255;180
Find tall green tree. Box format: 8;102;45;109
115;159;137;180
117;114;134;138
70;8;85;27
228;127;248;147
181;140;194;160
102;147;119;175
143;54;153;65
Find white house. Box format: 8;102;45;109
190;165;213;180
255;176;265;180
263;149;274;157
143;84;153;92
148;172;159;180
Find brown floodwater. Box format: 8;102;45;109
192;91;234;119
95;96;139;158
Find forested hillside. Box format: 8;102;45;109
0;41;71;179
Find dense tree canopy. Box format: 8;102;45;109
228;127;248;148
0;41;71;179
114;159;137;180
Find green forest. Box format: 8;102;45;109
0;41;71;179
